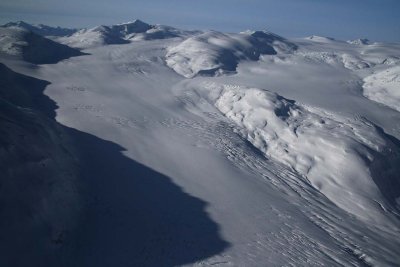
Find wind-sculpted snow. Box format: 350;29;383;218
0;27;85;64
166;30;296;78
363;65;400;112
190;82;400;229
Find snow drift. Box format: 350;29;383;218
166;30;297;78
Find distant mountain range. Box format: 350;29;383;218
1;20;199;49
3;21;78;37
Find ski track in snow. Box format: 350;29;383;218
1;26;400;266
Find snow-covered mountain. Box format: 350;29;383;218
2;20;198;49
166;30;296;78
0;27;85;64
56;20;197;48
2;21;78;37
189;82;400;228
348;38;371;45
1;19;400;266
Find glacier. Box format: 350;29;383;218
1;20;400;266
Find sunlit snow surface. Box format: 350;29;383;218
363;65;400;111
1;24;400;266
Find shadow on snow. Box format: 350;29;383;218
0;63;229;267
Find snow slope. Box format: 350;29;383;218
363;65;400;111
1;20;400;266
166;30;296;78
185;82;400;229
0;27;85;64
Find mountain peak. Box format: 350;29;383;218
4;21;30;27
116;19;148;26
111;19;152;34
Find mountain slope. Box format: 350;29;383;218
186;82;400;228
0;63;81;266
2;21;78;37
58;20;192;49
0;27;86;64
0;20;400;266
166;30;296;78
363;65;400;111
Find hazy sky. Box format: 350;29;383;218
1;0;399;42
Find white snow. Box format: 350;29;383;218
57;20;191;49
186;82;400;229
363;65;400;111
306;35;337;43
0;26;84;64
57;25;129;48
1;20;400;266
166;30;295;78
348;38;371;45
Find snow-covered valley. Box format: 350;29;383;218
1;20;400;266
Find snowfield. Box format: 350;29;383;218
184;82;400;229
363;65;400;111
1;20;400;266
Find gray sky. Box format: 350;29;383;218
1;0;399;42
